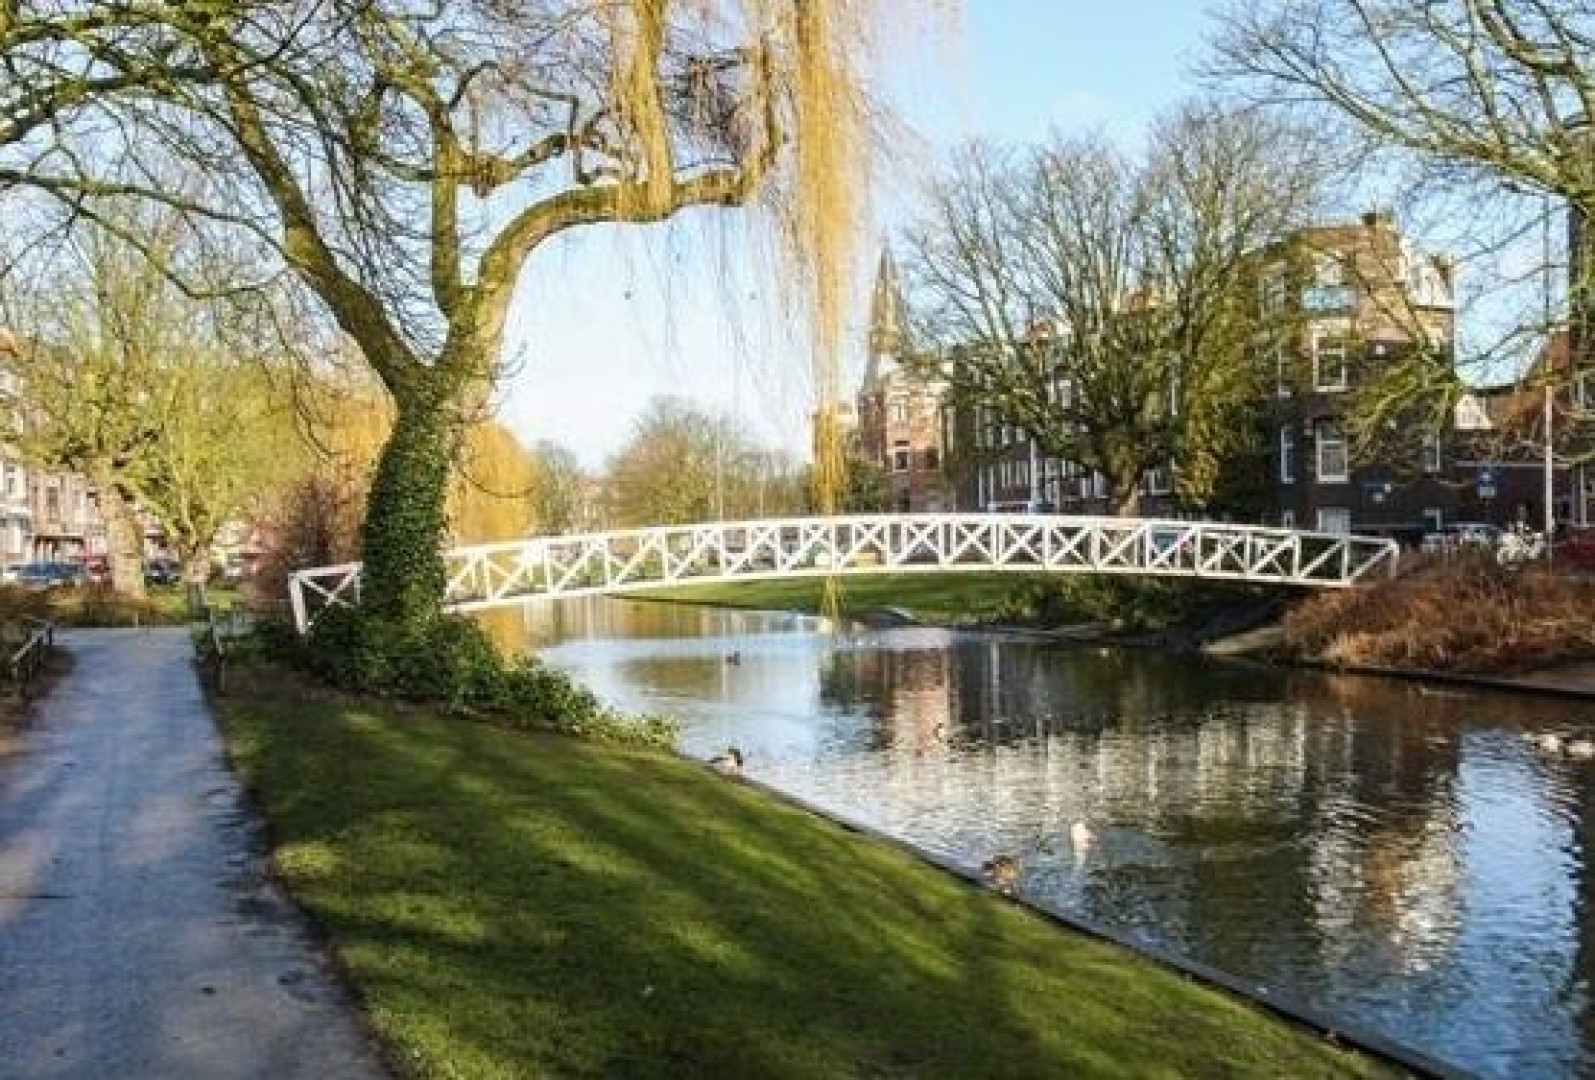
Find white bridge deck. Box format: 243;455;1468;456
288;514;1401;633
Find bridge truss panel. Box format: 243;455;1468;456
288;514;1401;633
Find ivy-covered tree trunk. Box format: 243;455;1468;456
94;475;147;600
358;387;462;628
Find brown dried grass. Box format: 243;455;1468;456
1282;551;1595;674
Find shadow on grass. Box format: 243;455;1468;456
218;696;1399;1079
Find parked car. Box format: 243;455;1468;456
14;561;88;590
1420;522;1502;554
1452;522;1503;548
144;559;181;587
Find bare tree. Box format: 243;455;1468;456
0;1;878;630
904;105;1329;513
1209;1;1595;392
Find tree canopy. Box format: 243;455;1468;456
0;0;881;628
903;105;1329;513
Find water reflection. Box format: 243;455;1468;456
481;598;1595;1079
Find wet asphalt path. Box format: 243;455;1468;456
0;629;387;1079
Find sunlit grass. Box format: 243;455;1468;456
641;572;1055;622
218;694;1401;1079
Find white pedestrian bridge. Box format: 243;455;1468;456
288;514;1401;633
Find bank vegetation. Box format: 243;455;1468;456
1283;553;1595;674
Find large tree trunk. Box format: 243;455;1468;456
358;390;461;628
96;478;146;600
181;547;211;617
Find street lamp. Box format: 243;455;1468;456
1541;191;1555;557
1509;181;1561;552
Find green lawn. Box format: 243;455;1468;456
643;571;1055;622
218;694;1398;1079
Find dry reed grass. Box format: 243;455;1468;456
1283;551;1595;673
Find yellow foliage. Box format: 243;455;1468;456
293;381;538;547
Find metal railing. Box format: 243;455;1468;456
7;616;54;697
287;514;1402;634
200;603;251;694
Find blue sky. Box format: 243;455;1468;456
498;4;1217;468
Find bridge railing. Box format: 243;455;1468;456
288;514;1401;633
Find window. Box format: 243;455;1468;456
1280;509;1295;529
892;442;911;472
1423;507;1444;533
45;487;60;521
1317;507;1351;535
924;447;940;471
1313;333;1348;391
1421;431;1442;474
1145;465;1172;496
1302;254;1355;312
888;400;908;425
1279;424;1296;484
1275;341;1292;398
1316;424;1348;482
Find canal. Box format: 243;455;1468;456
481;597;1595;1079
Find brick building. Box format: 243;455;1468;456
853;248;956;512
0;332;110;571
836;211;1593;536
1264;211;1460;536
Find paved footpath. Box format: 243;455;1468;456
0;629;387;1079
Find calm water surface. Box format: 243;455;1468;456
482;598;1595;1079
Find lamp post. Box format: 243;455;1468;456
1542;192;1555;558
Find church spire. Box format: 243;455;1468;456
864;244;905;385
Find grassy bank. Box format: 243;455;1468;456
218;690;1395;1078
645;571;1058;622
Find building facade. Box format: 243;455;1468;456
1264;211;1460;537
1266;211;1591;538
837;211;1593;536
853;249;957;512
0;333;110;571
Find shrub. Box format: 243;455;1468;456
1282;552;1595;673
994;575;1268;632
284;608;676;747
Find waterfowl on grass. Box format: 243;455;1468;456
980;854;1019;896
708;747;745;776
